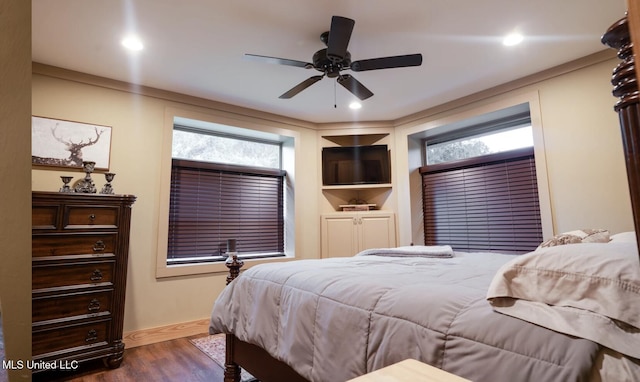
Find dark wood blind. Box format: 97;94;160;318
168;159;285;261
419;147;542;254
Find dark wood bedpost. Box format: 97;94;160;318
602;15;640;258
224;254;244;382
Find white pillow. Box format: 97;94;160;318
487;242;640;358
537;228;610;249
609;231;637;243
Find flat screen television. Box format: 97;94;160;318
322;145;391;186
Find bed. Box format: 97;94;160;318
209;13;640;382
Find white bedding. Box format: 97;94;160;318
209;252;611;382
487;241;640;381
356;245;454;258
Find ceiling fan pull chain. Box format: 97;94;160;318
334;80;337;108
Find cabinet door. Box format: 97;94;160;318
359;213;396;251
321;214;359;258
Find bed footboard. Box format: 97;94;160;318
228;335;309;382
224;255;244;382
222;255;308;382
224;334;242;382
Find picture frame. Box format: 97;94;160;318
32;116;112;171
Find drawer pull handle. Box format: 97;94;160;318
93;240;106;252
88;298;101;312
85;329;98;343
89;214;96;221
90;269;103;282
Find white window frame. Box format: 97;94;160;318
399;92;554;246
156;107;298;278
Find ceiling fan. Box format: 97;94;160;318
245;15;423;101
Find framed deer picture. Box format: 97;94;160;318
31;116;112;170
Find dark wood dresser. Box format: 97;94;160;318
31;191;136;371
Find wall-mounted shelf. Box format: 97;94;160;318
318;128;396;214
322;133;389;147
322;183;392;191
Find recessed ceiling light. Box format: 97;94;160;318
349;102;362;110
121;35;144;51
503;33;523;46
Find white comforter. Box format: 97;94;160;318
209;252;601;382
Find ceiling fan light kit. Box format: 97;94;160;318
245;15;422;101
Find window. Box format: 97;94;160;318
426;125;533;165
167;126;285;265
420;110;542;254
172;128;280;168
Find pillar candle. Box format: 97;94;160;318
227;239;237;253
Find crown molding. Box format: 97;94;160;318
34;49;616;130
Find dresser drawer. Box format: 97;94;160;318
32;319;110;357
33;233;116;258
64;205;120;229
33;289;113;325
33;205;61;230
33;260;115;291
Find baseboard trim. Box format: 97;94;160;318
123;318;210;348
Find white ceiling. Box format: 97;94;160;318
32;0;626;124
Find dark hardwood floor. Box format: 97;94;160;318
33;335;225;382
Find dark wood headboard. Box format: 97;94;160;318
602;14;640;257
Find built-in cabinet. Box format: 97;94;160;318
321;211;396;258
318;128;398;257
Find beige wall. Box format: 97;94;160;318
30;51;634;339
31;68;320;335
0;0;32;380
536;59;632;232
394;55;633;245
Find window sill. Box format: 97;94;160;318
155;253;297;279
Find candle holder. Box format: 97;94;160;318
224;239;243;284
100;173;116;194
59;176;73;193
74;161;97;193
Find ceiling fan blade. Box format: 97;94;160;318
245;54;313;69
350;53;423;72
279;75;324;99
327;16;355;62
337;74;373;100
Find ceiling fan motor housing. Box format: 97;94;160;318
313;48;351;78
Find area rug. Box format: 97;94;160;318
190;334;257;382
